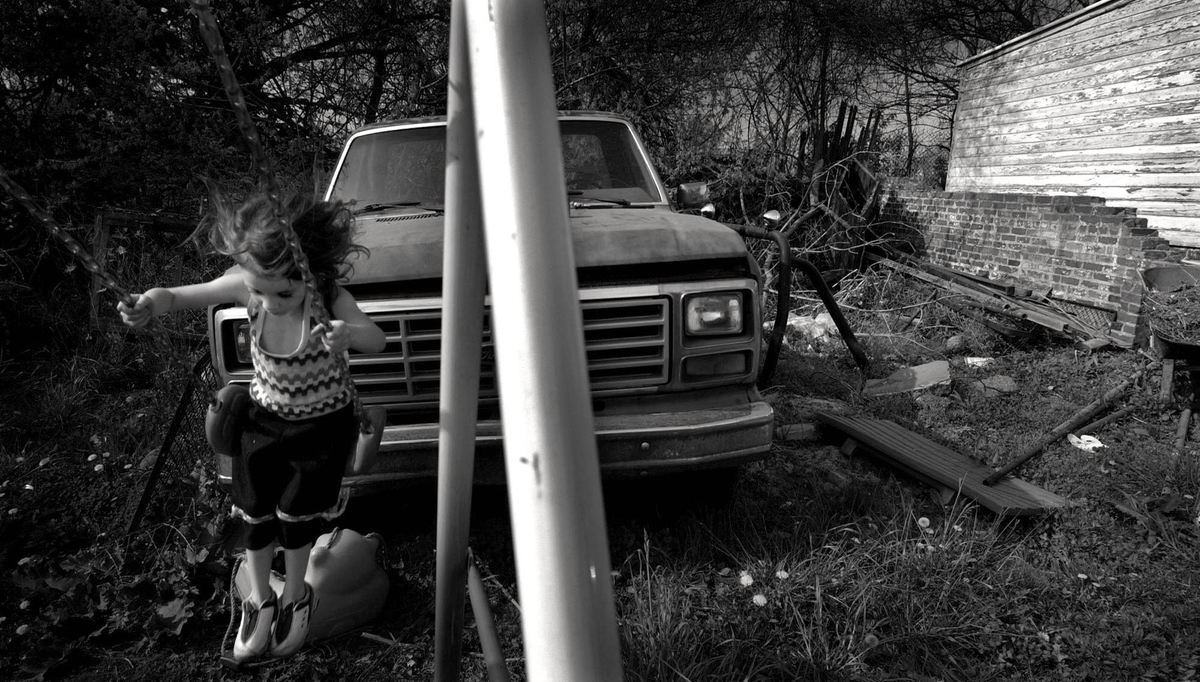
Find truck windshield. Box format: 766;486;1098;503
328;119;664;209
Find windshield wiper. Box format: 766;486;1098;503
567;190;631;208
353;201;445;215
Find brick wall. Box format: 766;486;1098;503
878;186;1179;347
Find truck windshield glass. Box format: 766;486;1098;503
328;120;663;209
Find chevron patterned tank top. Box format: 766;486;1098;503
247;294;352;420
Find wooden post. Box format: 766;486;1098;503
1172;408;1192;460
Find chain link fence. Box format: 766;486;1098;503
870;123;951;190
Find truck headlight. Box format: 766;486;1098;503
232;321;251;365
684;293;743;336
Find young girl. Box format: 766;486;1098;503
118;190;386;662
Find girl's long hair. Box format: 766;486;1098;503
195;182;366;303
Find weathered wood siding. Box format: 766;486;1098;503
946;0;1200;246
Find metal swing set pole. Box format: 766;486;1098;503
433;0;489;677
434;0;623;680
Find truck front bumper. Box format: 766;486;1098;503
344;395;772;491
215;391;774;491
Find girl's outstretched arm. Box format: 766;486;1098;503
117;270;247;328
318;286;386;354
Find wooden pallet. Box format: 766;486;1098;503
815;412;1069;517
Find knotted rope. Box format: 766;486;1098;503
0;169;136;308
191;0;370;432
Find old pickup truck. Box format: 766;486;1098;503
208;111;774;491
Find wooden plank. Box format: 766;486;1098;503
947;171;1200;187
954;103;1200;143
965;50;1200;114
943;181;1198;203
962;38;1200;111
816;412;1070;517
955;111;1200;149
953;141;1200;164
956;79;1200;130
1149;222;1200;247
873;257;1106;340
948;155;1200;176
962;30;1200;107
964;1;1198;79
1161;358;1176;405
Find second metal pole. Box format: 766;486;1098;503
434;0;488;677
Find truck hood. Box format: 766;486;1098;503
347;208;746;283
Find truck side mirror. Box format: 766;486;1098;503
761;209;781;230
676;181;710;210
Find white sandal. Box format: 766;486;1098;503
269;585;313;658
233;593;277;663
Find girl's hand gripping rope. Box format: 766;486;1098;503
117;288;174;328
312;320;351;355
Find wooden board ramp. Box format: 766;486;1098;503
815;412;1069;517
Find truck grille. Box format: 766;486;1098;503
349;297;669;404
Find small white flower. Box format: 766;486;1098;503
87;454;98;462
93;464;104;473
775;570;789;580
739;571;753;587
24;484;33;491
1077;573;1088;580
917;517;930;529
16;624;29;636
18;600;29;610
751;594;767;607
38;458;50;468
863;633;879;648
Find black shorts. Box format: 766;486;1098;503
231;401;355;526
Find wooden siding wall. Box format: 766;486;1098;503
946;0;1200;246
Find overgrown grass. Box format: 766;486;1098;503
4;265;1200;680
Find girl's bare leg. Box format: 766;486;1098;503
281;543;313;605
244;543;277;605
